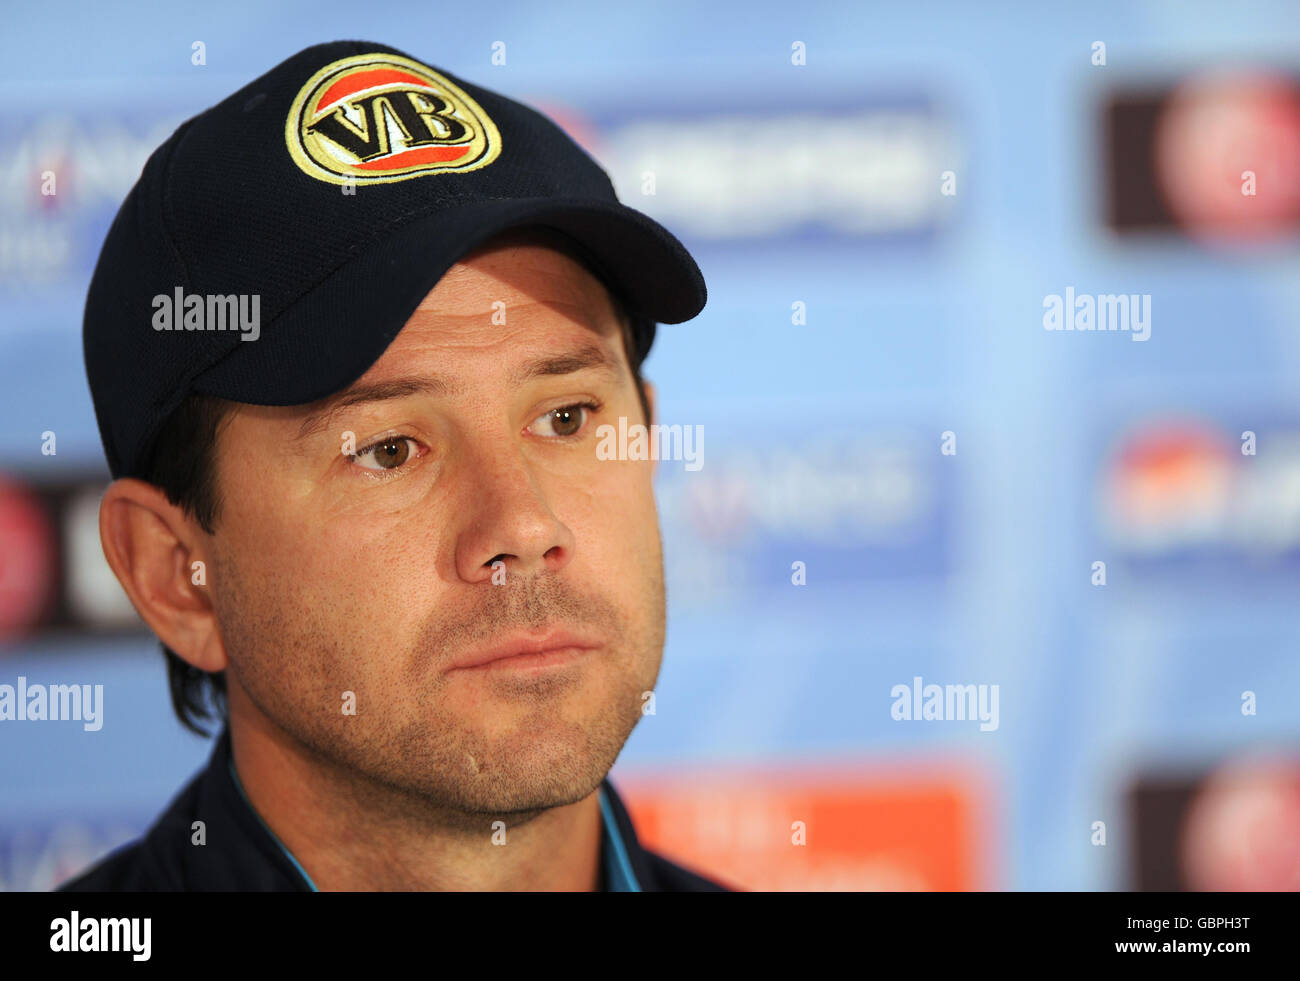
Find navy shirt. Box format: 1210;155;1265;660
58;724;728;892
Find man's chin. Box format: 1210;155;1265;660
399;712;627;816
435;761;607;819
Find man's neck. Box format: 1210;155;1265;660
226;708;603;891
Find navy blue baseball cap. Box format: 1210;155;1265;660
84;39;707;480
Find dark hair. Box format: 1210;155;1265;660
139;287;654;736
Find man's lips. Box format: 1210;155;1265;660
445;629;602;674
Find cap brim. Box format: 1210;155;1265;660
192;197;705;406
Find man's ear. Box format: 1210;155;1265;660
98;478;227;674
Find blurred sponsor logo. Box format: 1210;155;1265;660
1104;71;1300;243
658;432;951;598
0;473;139;647
1100;418;1300;568
1155;72;1300;243
0;113;181;289
602;104;958;241
617;762;990;891
0;475;57;643
1128;754;1300;891
1181;755;1300;891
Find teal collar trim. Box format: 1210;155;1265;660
598;783;642;892
227;757;639;892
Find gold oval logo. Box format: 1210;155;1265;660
286;53;501;185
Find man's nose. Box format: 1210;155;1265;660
451;436;576;584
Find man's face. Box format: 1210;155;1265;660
203;233;664;817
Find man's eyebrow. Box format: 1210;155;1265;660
511;343;623;385
292;344;624;443
294;377;452;443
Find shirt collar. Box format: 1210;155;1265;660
227;756;321;890
227;756;640;892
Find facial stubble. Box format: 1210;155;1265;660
212;542;665;830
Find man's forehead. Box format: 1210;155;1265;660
274;333;626;444
392;267;624;360
414;229;622;323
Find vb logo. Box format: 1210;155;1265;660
285;53;501;185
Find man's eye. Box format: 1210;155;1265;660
530;403;593;438
351;437;417;471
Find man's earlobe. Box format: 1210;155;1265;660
98;479;227;674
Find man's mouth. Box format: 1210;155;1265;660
445;628;603;675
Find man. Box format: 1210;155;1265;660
60;40;725;891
